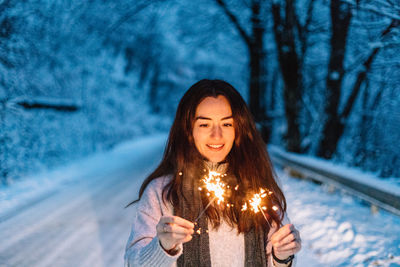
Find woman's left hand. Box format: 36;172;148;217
270;224;301;262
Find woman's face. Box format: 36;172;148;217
192;95;235;163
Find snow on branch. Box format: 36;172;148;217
214;0;252;47
16;97;80;112
342;0;400;20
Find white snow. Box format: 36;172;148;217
280;166;400;266
268;145;400;197
329;71;340;81
0;134;167;220
0;134;399;266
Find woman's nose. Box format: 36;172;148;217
210;125;222;139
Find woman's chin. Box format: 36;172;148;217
205;156;226;163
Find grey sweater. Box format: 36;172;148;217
124;176;287;267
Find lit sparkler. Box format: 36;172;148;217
194;171;227;223
242;188;276;229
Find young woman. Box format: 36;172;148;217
125;79;301;266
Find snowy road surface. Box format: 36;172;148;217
0;134;399;266
0;136;165;267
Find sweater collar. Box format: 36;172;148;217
203;160;228;173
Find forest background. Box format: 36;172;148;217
0;0;399;185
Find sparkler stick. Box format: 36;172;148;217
258;204;272;229
242;188;274;229
194;196;217;223
194;171;226;223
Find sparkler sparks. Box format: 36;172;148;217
194;171;227;224
202;171;226;204
194;172;279;233
242;188;276;229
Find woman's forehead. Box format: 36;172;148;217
195;96;232;118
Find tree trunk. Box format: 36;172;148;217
215;0;270;142
248;1;270;142
317;18;397;158
149;63;160;113
272;0;302;152
0;99;8;185
317;1;352;158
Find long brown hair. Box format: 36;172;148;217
130;79;286;233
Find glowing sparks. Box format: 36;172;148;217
195;171;227;224
201;171;226;205
241;202;248;211
241;188;278;229
242;188;269;213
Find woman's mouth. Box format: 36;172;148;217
206;144;224;151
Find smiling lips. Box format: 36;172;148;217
207;144;224;151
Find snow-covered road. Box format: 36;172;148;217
0;134;399;266
0;135;165;267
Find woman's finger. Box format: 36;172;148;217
160;233;193;245
276;229;300;247
158;231;193;247
156;222;169;234
274;240;299;251
158;222;194;235
275;244;301;256
273;236;302;259
158;232;188;239
159;216;195;229
270;224;293;244
181;234;193;243
278;232;295;246
270;224;302;261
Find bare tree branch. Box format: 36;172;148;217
342;0;400;20
214;0;252;47
340;19;398;119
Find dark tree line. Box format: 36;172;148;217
1;0;399;184
210;0;399;176
214;0;270;140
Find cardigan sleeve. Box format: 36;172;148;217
124;176;182;267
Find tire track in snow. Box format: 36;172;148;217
3;164;145;266
0;171;118;255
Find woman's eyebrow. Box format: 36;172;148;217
195;116;212;120
195;115;233;120
221;115;233;120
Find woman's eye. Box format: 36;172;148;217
199;124;209;127
223;123;233;127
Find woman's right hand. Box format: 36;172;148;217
156;215;194;253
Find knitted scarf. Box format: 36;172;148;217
175;163;268;267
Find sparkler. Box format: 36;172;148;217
194;171;227;223
241;188;276;229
